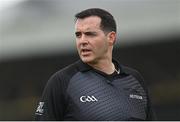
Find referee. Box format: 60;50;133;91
35;8;154;120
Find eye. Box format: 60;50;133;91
75;32;81;38
85;32;96;36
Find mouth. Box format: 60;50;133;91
80;49;92;56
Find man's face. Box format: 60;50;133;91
75;16;110;64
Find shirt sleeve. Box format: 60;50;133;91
130;69;156;120
34;73;65;120
121;65;155;120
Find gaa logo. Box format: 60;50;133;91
80;95;98;102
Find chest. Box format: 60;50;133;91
66;72;147;120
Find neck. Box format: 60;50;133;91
87;58;115;74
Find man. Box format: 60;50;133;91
35;8;154;120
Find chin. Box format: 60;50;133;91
80;56;94;64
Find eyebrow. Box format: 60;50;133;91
75;31;97;35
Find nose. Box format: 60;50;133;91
79;34;88;46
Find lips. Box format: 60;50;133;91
80;48;92;56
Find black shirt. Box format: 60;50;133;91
35;59;154;120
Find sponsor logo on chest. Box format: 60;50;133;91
129;94;143;100
80;95;98;102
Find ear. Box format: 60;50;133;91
107;31;116;46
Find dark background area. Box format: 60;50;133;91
0;35;179;120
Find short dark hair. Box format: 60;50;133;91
75;8;117;33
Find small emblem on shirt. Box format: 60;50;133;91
80;95;98;102
129;94;143;100
35;102;44;115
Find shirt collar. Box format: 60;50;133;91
76;58;127;75
76;59;92;72
112;58;127;75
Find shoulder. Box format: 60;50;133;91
120;64;155;120
120;65;148;92
45;60;81;89
114;59;144;82
121;65;144;82
55;60;80;78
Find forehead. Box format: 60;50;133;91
75;16;101;31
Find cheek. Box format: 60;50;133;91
93;38;107;50
75;41;81;54
76;40;80;49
